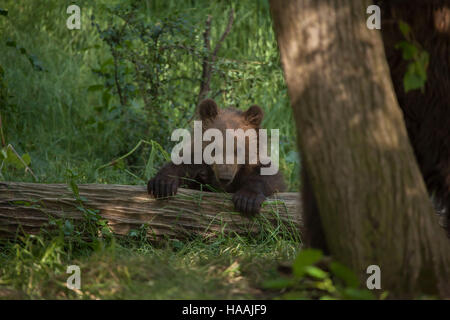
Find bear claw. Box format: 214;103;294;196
147;176;179;198
232;190;266;215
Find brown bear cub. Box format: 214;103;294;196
147;99;285;215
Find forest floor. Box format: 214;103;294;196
0;1;381;300
0;0;302;299
0;229;299;299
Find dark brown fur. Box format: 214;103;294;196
148;99;285;215
379;0;450;236
301;0;450;252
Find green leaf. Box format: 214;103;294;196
329;261;360;288
128;229;138;237
113;158;125;170
292;249;323;278
69;180;80;198
398;20;411;38
262;278;294;290
100;58;114;72
304;266;328;279
416;51;429;77
63;220;74;236
315;277;336;293
12;200;31;206
0;147;6;159
87;84;104;92
101;225;112;236
404;64;427;92
102;91;111;108
5;147;24;169
395;41;417;60
0;8;8;16
379;291;390;300
340;288;375;300
21;153;31;166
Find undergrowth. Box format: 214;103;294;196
0;0;377;300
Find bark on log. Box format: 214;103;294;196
0;182;301;240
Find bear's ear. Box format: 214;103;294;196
244;105;264;126
198;99;218;121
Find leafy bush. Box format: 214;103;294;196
395;20;429;93
263;249;387;300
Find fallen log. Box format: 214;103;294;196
0;182;301;240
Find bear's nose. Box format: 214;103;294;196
213;164;239;185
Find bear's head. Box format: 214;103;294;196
197;99;264;185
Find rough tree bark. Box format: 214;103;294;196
269;0;450;297
0;182;300;240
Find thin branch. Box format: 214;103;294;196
195;9;235;113
0;113;5;147
104;12;134;108
6;144;37;181
112;49;126;106
211;8;235;63
197;15;213;105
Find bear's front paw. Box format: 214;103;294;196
232;190;266;215
147;175;180;198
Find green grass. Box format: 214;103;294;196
0;0;300;187
0;233;299;299
0;0;303;299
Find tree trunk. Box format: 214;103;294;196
0;182;301;241
269;0;450;297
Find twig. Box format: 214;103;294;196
193;8;235;121
6;144;37;181
112;49;126;106
0;113;5;147
211;8;235;63
109;12;134;107
96;139;169;174
96;139;152;172
197;15;213;105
